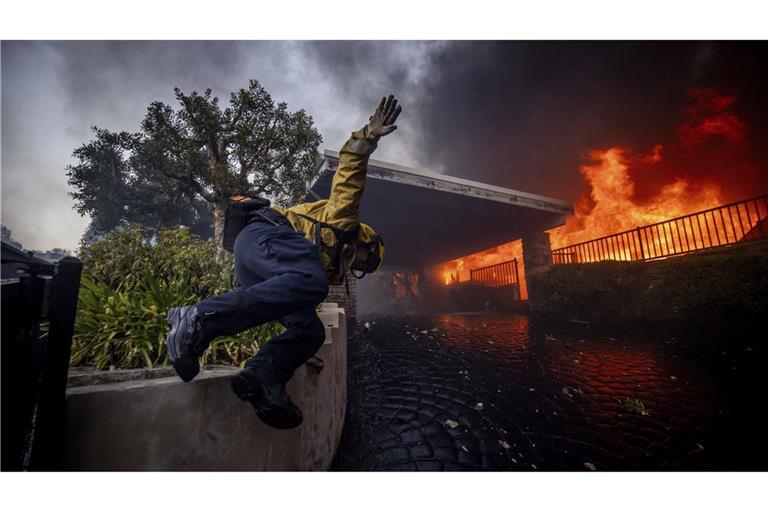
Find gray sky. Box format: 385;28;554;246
3;41;766;252
1;41;444;251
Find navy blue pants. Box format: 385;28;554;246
196;208;330;384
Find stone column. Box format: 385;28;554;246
521;231;552;306
326;276;357;335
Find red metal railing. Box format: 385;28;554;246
552;194;768;264
469;258;520;287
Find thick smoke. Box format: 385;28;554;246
1;41;443;250
409;41;768;202
298;41;768;201
2;41;248;251
3;41;767;252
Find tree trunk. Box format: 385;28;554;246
212;203;227;255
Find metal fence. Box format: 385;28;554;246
469;258;520;288
552;194;768;264
1;241;82;470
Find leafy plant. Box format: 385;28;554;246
72;224;282;369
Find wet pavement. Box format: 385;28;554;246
332;313;766;471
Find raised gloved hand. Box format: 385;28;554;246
367;95;402;140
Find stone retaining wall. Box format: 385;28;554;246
63;304;347;471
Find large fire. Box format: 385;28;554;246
548;146;723;249
549;87;762;252
435;87;765;292
437;240;527;299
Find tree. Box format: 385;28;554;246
1;224;23;249
67;79;323;247
67;129;142;235
67;127;215;241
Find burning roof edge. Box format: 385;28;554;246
315;150;573;216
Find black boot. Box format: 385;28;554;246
165;305;213;383
230;368;303;430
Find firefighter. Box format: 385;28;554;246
165;95;401;429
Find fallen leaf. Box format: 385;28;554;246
620;397;650;416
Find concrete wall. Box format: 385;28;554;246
63;304;347;471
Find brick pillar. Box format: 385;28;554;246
325;275;357;335
521;231;552;305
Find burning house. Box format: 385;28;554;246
411;87;768;310
306;151;573;320
307;86;768;324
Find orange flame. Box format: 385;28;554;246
548;146;723;249
549;87;761;252
435;240;528;300
434;87;764;293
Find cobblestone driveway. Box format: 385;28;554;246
332;313;765;471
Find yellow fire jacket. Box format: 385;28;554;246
271;126;381;285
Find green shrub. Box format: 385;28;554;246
72;224;282;369
528;261;647;317
529;248;768;319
